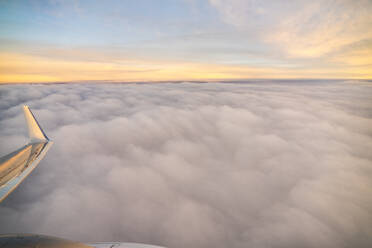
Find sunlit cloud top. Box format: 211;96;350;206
0;0;371;83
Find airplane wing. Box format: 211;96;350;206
0;107;166;247
0;106;53;202
0;234;166;248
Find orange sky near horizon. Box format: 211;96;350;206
1;51;371;83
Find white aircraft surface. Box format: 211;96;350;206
0;106;165;248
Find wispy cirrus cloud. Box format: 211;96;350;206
209;0;372;65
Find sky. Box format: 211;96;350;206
0;80;372;247
0;0;371;83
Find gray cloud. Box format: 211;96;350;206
0;81;372;248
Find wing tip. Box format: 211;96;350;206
23;105;49;142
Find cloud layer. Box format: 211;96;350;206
0;81;372;248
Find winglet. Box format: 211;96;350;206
23;105;49;142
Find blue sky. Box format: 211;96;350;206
0;0;220;45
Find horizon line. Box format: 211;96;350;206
1;78;372;85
